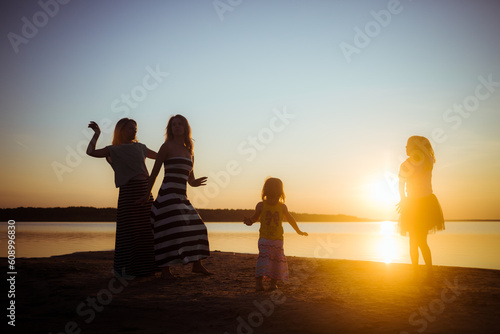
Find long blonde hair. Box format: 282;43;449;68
165;115;193;155
407;135;436;167
112;118;138;145
261;177;285;203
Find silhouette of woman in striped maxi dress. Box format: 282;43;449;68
141;115;211;279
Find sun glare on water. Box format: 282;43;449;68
378;221;397;264
365;176;401;264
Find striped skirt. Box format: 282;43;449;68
114;179;155;277
255;238;289;281
151;192;210;267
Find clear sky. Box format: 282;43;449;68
1;0;499;220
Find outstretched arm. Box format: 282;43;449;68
86;121;110;158
283;204;308;236
147;143;168;193
244;202;263;226
136;143;167;204
187;156;208;187
146;148;157;159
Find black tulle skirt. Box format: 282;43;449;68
398;194;445;236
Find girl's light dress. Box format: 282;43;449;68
255;201;289;281
398;157;445;236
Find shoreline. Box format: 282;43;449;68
11;250;500;272
0;207;376;223
4;220;500;223
3;250;500;333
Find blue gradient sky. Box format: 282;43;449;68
1;0;499;220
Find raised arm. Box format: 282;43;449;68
283;204;308;236
86;121;110;158
244;202;263;226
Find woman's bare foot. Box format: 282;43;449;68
161;267;176;280
192;261;213;275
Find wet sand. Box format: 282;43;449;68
4;251;500;333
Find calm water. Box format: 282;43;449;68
2;221;500;270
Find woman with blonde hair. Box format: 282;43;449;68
142;115;211;279
397;135;445;282
86;118;157;277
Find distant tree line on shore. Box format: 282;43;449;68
0;207;373;223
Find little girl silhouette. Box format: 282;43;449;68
244;177;308;291
397;136;445;283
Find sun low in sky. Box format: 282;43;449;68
0;0;499;221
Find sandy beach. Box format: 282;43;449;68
4;251;500;334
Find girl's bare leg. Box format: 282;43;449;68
269;279;278;290
409;233;420;279
417;231;433;281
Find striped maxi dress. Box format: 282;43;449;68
114;179;156;277
151;157;210;267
